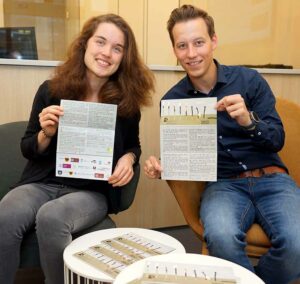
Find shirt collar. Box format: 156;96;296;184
185;59;227;95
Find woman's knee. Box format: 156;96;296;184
0;189;37;235
36;192;108;238
36;201;69;235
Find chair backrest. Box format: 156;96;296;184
0;121;28;199
106;162;140;214
115;163;140;213
0;121;139;270
0;120;140;213
168;180;205;239
276;97;300;186
168;97;300;241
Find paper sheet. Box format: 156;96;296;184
160;98;217;181
56;99;117;180
74;232;176;279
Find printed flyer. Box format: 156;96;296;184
56;99;117;180
160;98;217;181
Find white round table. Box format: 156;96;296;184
114;253;265;284
63;228;186;283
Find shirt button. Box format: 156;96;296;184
194;90;197;94
258;132;261;135
238;162;242;165
250;134;254;137
219;135;223;139
227;149;231;152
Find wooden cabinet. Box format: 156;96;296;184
146;0;178;65
1;1;300;67
2;0;79;61
119;0;146;59
1;63;300;227
79;0;179;65
79;0;118;28
0;0;3;26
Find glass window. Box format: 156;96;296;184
1;0;80;61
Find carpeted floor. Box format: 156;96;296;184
155;225;202;254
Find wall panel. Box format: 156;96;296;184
146;0;178;65
119;0;145;58
0;0;3;26
0;65;53;124
1;1;300;66
0;64;299;228
79;0;118;28
112;70;186;228
180;0;208;9
65;0;80;51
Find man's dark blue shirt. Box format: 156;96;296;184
162;60;287;178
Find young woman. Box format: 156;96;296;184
0;14;154;284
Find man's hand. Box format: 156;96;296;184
216;94;252;127
144;156;162;179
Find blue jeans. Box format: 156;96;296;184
200;173;300;284
0;183;108;284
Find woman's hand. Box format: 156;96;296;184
108;153;135;187
39;105;64;137
37;105;64;153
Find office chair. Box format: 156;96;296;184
169;97;300;257
0;121;140;268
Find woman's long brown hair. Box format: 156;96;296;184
50;14;154;117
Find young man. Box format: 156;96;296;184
144;5;300;284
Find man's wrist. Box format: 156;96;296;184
242;111;259;130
